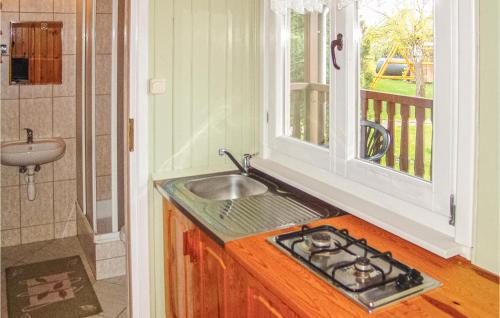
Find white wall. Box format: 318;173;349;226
473;0;500;275
149;0;260;180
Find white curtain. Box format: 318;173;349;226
270;0;329;15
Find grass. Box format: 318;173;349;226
365;79;434;181
371;79;434;99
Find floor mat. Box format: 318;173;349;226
6;255;102;318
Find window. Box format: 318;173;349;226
262;0;474;236
357;1;434;181
287;10;331;147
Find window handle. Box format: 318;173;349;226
331;33;344;70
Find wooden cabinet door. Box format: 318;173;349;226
197;232;231;318
164;200;198;318
247;279;298;318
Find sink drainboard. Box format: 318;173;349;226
204;195;323;235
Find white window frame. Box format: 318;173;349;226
261;0;477;253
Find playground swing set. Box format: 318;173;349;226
369;44;433;89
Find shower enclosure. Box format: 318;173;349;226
76;0;127;279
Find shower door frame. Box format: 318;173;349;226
82;0;120;237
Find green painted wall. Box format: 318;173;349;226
149;0;260;181
148;0;260;315
474;0;500;274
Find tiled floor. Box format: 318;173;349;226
1;237;128;318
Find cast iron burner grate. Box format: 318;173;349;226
275;225;425;294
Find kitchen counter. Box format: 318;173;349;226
225;215;499;318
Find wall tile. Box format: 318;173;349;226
95;94;111;135
2;229;21;247
20;182;53;227
1;186;20;230
96;256;126;280
95;54;112;95
1;12;19;45
19;0;54;13
1;56;20;100
55;220;77;238
1;166;20;187
21;224;54;244
96;135;111;176
54;0;76;13
19;162;53;185
1;99;19;141
19;12;53;21
54;138;76;180
54;179;76;221
96;240;125;260
95;13;112;54
55;13;76;54
2;1;78;248
19;98;52;138
19;85;52;99
53;55;76;97
76;210;96;266
53;96;76;138
96;175;111;201
96;0;112;14
2;0;19;12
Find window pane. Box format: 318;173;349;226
287;10;330;147
358;0;434;181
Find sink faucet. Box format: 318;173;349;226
218;148;252;175
24;128;33;144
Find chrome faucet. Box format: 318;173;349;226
24;128;33;144
218;148;252;175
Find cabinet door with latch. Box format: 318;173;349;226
197;231;232;318
164;200;198;318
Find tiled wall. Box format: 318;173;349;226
1;0;77;247
95;0;112;202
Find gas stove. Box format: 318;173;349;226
268;225;441;312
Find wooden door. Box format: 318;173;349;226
247;279;298;318
164;200;198;318
198;232;231;318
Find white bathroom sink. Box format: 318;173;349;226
1;138;66;167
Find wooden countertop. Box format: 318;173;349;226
225;215;499;318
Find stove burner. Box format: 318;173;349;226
353;257;379;284
295;231;342;256
311;232;332;248
354;257;373;272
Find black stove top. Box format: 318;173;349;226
269;225;441;312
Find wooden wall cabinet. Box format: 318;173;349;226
163;199;298;318
10;21;63;85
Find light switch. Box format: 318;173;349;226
149;78;167;95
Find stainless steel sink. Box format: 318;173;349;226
156;172;328;243
185;174;268;201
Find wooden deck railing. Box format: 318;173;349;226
360;90;433;179
290;82;329;145
290;83;434;180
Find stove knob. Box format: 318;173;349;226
395;274;411;290
408;269;424;285
395;269;424;290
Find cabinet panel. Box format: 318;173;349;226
10;21;62;84
163;198;299;318
164;200;197;318
247;279;298;318
199;232;230;318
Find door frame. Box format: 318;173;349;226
128;0;151;316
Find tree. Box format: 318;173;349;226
362;0;433;97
